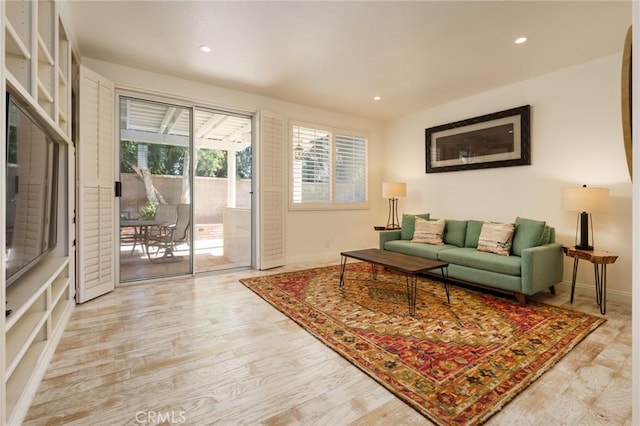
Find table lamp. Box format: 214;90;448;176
383;182;406;229
561;185;610;250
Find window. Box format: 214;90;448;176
290;122;368;209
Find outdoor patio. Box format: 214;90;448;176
119;223;248;281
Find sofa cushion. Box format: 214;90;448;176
401;213;430;240
445;264;522;293
477;222;514;256
384;240;456;260
512;217;546;256
438;247;521;276
538;225;552;245
444;220;467;247
464;220;484;248
412;218;445;244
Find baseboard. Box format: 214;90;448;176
556;280;631;305
286;252;341;266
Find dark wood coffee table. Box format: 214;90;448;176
339;248;449;316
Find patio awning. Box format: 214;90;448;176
119;97;251;152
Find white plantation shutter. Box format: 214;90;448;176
77;66;115;303
257;111;285;269
291;122;368;208
291;125;331;204
335;133;367;204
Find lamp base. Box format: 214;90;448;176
575;212;594;252
385;197;401;230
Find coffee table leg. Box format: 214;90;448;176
441;266;450;304
371;264;378;280
406;274;417;316
339;255;347;287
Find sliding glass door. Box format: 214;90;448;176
192;108;252;273
117;96;253;282
118;96;193;282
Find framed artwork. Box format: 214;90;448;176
425;105;531;173
621;25;632;180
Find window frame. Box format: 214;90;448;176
289;120;369;211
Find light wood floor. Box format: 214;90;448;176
24;262;632;425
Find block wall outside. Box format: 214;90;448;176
119;173;251;223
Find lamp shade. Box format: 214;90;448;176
382;182;406;198
562;186;610;213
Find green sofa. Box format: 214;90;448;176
379;214;563;304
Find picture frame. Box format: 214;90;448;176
425;105;531;173
621;25;632;180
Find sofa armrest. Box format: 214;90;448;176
521;243;563;295
379;230;402;250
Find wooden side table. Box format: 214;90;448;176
562;246;618;314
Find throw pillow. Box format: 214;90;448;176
477;222;515;256
443;220;468;247
401;213;430;240
412;217;445;245
512;217;546;256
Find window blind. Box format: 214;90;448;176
291;122;368;209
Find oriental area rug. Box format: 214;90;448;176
239;263;605;426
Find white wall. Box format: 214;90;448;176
383;53;632;303
82;58;384;266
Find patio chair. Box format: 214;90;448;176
121;205;177;255
151;204;177;229
145;203;190;260
143;203;177;241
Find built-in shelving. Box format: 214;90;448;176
5;256;69;330
51;276;69;307
37;34;54;65
5;340;48;418
4;0;70;137
6;303;47;377
2;1;75;424
4;2;33;91
3;256;72;424
37;13;55;116
5;18;31;59
55;16;69;134
37;78;53;103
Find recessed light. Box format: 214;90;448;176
374;96;381;101
199;45;211;53
515;37;527;45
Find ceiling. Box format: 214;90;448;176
64;1;631;122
